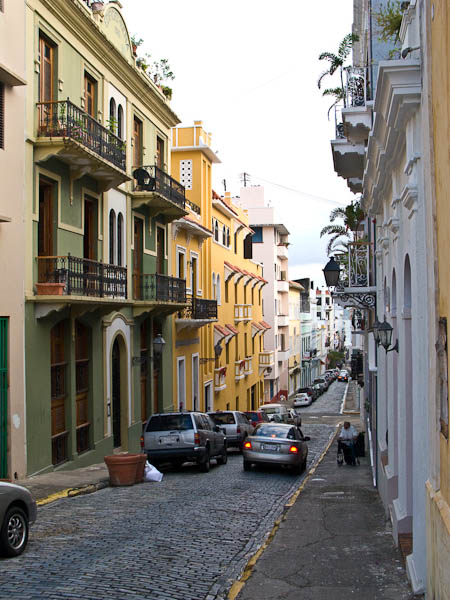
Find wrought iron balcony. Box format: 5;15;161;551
333;241;376;309
36;100;126;172
178;296;217;320
132;165;186;210
133;273;186;303
36;255;127;298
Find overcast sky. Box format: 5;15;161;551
122;0;355;288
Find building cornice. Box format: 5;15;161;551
363;60;421;215
37;0;180;129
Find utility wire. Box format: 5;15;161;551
249;174;350;207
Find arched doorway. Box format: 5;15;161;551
112;338;122;448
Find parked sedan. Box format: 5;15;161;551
293;393;312;408
0;482;37;557
243;423;309;474
314;377;329;392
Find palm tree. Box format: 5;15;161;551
320;200;365;256
318;33;359;117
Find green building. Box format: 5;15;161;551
24;0;187;474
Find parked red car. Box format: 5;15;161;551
244;410;270;428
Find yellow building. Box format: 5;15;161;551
210;191;268;411
428;4;450;597
170;122;268;412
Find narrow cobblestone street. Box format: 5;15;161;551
0;385;345;600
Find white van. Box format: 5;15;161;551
261;403;289;423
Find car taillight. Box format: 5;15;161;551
140;435;144;449
244;441;252;449
236;427;241;434
289;445;299;454
194;433;200;445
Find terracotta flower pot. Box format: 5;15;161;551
104;453;146;486
35;282;65;296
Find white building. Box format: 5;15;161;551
240;186;290;402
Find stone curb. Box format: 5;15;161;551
36;479;110;507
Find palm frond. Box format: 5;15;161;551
329;207;346;222
317;69;331;89
318;51;338;63
320;224;348;238
338;33;359;60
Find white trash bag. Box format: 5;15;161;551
144;460;163;482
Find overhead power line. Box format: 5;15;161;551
248;174;350;207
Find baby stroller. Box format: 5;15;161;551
337;439;360;466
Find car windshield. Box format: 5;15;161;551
245;412;259;419
208;413;236;425
254;425;289;438
146;414;192;432
261;407;280;415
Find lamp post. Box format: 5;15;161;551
378;317;399;353
323;256;341;288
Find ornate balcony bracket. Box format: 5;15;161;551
332;288;376;309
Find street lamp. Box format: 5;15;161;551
323;256;341;288
153;333;166;358
372;318;381;346
378;317;399;353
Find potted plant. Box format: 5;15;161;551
91;1;104;12
130;34;143;57
35;282;65;295
104;453;147;486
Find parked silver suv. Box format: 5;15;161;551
143;412;227;472
208;411;254;451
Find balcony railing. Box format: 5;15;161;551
185;198;201;215
133;273;186;303
235;360;246;380
344;66;370;107
234;304;252;322
36;100;126;171
132;165;186;209
244;356;253;375
178;296;217;320
259;351;275;368
214;367;227;391
37;255;127;298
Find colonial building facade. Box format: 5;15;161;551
24;0;187;475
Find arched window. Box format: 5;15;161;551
109;209;116;264
117;104;124;139
214;220;219;241
222;225;226;246
109;98;116;133
212;272;217;300
216;274;221;305
117;213;123;266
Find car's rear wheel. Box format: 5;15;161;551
216;447;228;465
243;460;252;471
0;507;29;558
199;449;210;473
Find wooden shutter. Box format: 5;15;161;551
84;74;96;117
133;117;142;167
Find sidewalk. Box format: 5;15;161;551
232;445;413;600
16;461;109;505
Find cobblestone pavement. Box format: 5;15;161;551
300;380;347;416
0;423;337;600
